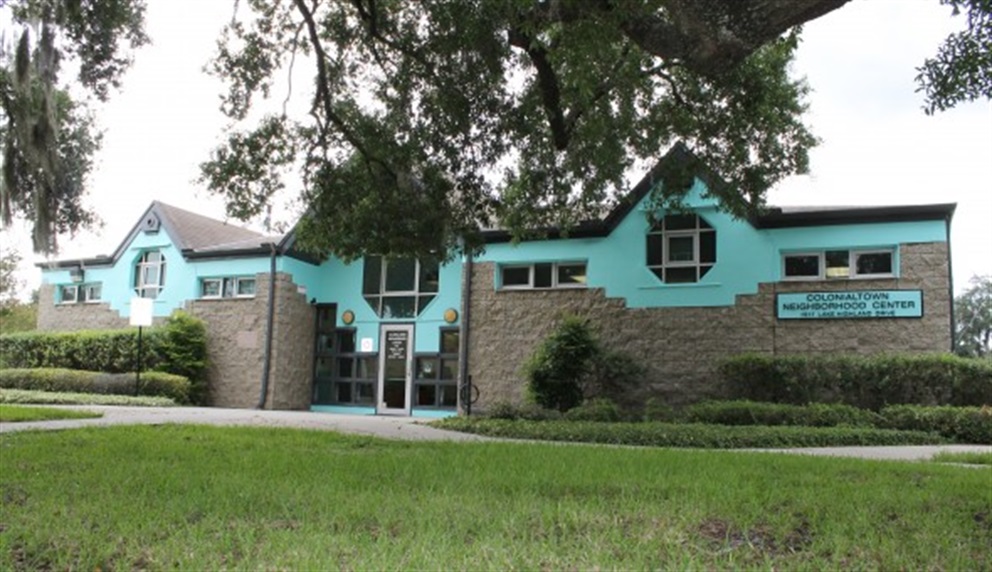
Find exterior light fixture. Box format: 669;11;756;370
342;310;355;325
443;308;458;323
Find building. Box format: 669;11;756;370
36;145;955;415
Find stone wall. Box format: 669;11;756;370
36;284;130;331
466;242;952;409
186;272;314;410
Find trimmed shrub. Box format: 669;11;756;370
0;312;208;403
432;418;946;448
720;353;992;409
0;368;191;403
516;403;563;421
684;400;879;428
879;404;992;444
0;329;164;372
154;312;208;404
564;398;621;422
643;398;679;423
484;401;521;420
524;316;597;412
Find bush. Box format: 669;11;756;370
0;312;209;404
0;368;191;403
720;353;992;409
432;418;946;448
879;404;992;444
0;388;176;407
484;401;521;420
155;312;208;404
564;398;621;422
582;349;645;408
684;400;879;428
643;398;679;423
524;316;597;412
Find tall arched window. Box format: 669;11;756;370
135;251;166;298
646;214;716;283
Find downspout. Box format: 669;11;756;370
457;242;474;416
257;242;278;409
945;215;955;353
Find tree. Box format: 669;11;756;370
955;275;992;358
2;1;990;257
200;0;992;260
0;0;148;254
0;245;22;311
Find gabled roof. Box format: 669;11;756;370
40;201;282;269
483;142;956;243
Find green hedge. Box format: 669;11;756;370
720;354;992;409
433;418;946;448
0;368;191;403
684;400;880;428
880;405;992;444
0;312;208;403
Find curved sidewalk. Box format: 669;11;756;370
1;405;989;461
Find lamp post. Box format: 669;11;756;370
130;297;154;396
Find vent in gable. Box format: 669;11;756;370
141;213;161;233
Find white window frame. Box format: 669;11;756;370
647;215;715;283
498;262;588;290
59;285;79;304
200;276;257;299
58;283;102;304
135;251;166;298
780;248;896;281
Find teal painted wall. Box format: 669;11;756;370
281;256;462;354
477;179;949;308
42;229;272;318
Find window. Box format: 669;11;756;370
134;251;166;298
200;277;257;299
499;262;587;290
326;329;377;405
362;256;439;318
414;328;459;409
782;249;895;281
58;283;102;304
646;214;715;284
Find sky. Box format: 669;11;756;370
3;0;991;297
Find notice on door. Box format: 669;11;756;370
386;331;408;359
776;290;923;320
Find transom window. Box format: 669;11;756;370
362;256;439;318
646;214;716;283
134;251;166;298
200;276;257;299
500;262;587;289
782;249;895;281
59;283;102;304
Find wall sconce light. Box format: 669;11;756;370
443;308;458;324
342;310;355;325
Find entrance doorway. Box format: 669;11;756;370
377;324;413;415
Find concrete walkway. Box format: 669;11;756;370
2;405;990;462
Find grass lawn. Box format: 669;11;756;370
1;425;989;570
0;404;102;423
933;451;992;465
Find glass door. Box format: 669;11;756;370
377;325;413;415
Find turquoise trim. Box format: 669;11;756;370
309;405;377;416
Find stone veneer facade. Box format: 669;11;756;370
37;284;131;331
466;242;952;409
185;272;314;409
36;273;315;410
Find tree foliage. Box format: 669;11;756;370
917;0;992;114
0;0;148;254
201;1;831;260
955;275;992;358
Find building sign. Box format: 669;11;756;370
776;290;923;320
